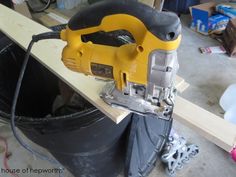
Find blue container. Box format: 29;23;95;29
163;0;200;14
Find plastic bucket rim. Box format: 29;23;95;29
0;107;102;123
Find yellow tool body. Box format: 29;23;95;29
60;0;181;116
61;14;180;91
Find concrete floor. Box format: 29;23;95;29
0;14;236;177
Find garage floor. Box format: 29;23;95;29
0;15;236;177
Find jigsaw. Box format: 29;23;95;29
60;0;181;118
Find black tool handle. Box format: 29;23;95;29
68;0;181;41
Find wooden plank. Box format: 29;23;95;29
1;5;235;152
175;76;189;93
153;0;165;11
0;5;186;123
38;14;66;27
38;8;69;27
174;97;236;152
139;0;155;7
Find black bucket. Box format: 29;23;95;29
0;33;131;177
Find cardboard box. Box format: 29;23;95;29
139;0;165;10
190;2;216;35
139;0;155;7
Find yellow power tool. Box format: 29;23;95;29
60;0;181;118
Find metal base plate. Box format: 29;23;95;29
100;82;170;120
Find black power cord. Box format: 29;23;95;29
10;31;64;176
